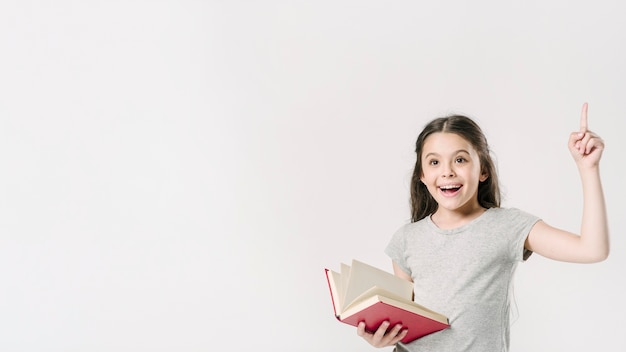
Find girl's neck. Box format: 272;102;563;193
430;205;487;230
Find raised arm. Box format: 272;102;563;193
525;103;609;263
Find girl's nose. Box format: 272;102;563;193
442;165;455;177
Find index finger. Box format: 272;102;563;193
579;102;588;132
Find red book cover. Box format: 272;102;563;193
339;299;450;343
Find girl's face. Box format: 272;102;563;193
420;132;488;216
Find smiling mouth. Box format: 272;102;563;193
439;185;462;194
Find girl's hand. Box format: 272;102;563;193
568;102;604;169
357;321;408;348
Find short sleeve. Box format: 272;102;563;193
385;225;411;276
508;208;541;262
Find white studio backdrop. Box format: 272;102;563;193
0;1;624;351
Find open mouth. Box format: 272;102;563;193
439;184;462;194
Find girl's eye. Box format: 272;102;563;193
428;160;438;166
455;157;466;163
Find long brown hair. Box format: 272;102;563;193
409;115;500;222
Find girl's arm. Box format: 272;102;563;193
525;103;609;263
392;261;413;282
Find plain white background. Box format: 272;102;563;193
1;1;624;351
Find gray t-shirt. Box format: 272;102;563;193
385;207;540;352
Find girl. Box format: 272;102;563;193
356;103;608;351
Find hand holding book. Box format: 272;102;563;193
325;259;450;344
357;320;409;348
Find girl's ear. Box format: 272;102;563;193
479;171;489;182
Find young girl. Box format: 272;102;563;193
356;103;609;351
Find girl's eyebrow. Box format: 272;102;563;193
423;149;471;159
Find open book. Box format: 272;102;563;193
325;259;450;344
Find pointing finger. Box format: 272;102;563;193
579;102;588;132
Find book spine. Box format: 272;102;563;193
324;269;339;318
